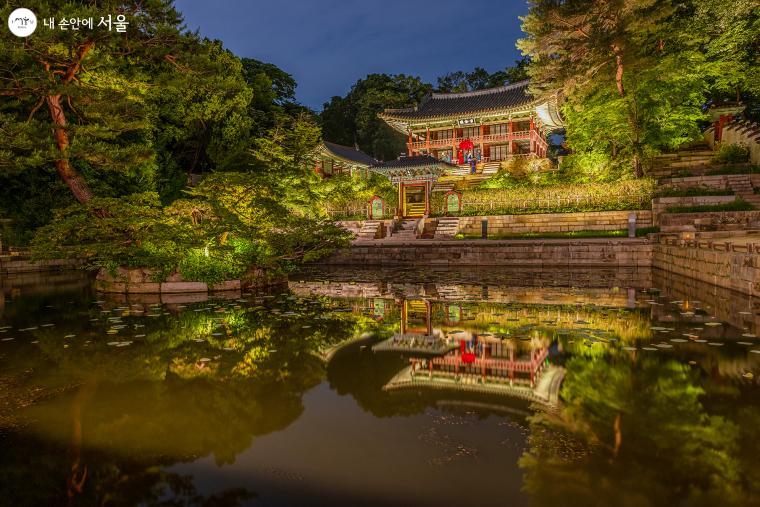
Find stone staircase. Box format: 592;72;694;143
392;219;419;240
434;217;461;239
726;174;760;207
356;220;381;240
649;144;715;179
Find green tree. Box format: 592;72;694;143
436;59;530;92
320;74;431;161
518;0;713;176
0;1;188;203
521;353;744;506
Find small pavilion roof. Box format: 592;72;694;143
370;155;456;182
321;141;377;167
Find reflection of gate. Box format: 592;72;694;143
403;184;426;217
446;193;460;213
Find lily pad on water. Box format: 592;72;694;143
707;342;724;346
642;347;658;351
738;341;754;346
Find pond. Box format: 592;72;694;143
0;267;758;506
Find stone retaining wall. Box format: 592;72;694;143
652;196;736;225
658;174;760;189
458;211;653;236
95;267;243;294
653;239;760;296
321;239;652;267
659;210;760;231
0;255;83;274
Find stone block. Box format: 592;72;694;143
160;281;208;293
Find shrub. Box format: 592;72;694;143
665;198;754;213
432;179;656;216
316;173;398;219
655;186;733;198
713;143;750;164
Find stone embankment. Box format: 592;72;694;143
653;234;760;296
322;238;653;268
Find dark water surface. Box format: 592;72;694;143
0;267;758;506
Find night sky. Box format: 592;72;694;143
175;0;528;110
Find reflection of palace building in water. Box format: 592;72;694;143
374;80;564;218
371;297;560;404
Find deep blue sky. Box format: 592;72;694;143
175;0;528;110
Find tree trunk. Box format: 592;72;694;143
46;94;94;204
633;153;643;178
67;382;96;505
613;412;623;457
612;45;626;97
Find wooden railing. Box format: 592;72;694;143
410;131;533;151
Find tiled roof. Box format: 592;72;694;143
323;141;377;166
371;155;457;171
381;81;534;121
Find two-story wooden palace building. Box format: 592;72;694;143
372;80;564;218
379;80;564;169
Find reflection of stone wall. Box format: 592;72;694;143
651;268;760;334
458;211;652;235
653;240;760;296
321;239;653;267
289;280;637;308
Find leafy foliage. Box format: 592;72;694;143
435;58;529;92
432;179;655;216
518;0;737;176
320;74;431;161
713;143;750;164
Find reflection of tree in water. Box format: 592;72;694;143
520;352;760;506
0;431;256;507
0;292;381;506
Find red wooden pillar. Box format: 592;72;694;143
398;181;404;218
400;298;407;334
715;115;731;142
507;120;513;155
407;131;413;156
425;300;432;335
478;124;484;162
424;181;430;216
425;127;431;155
509;347;514;383
529;117;536;155
451;127;457;162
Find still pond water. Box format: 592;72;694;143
0;267;759;507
